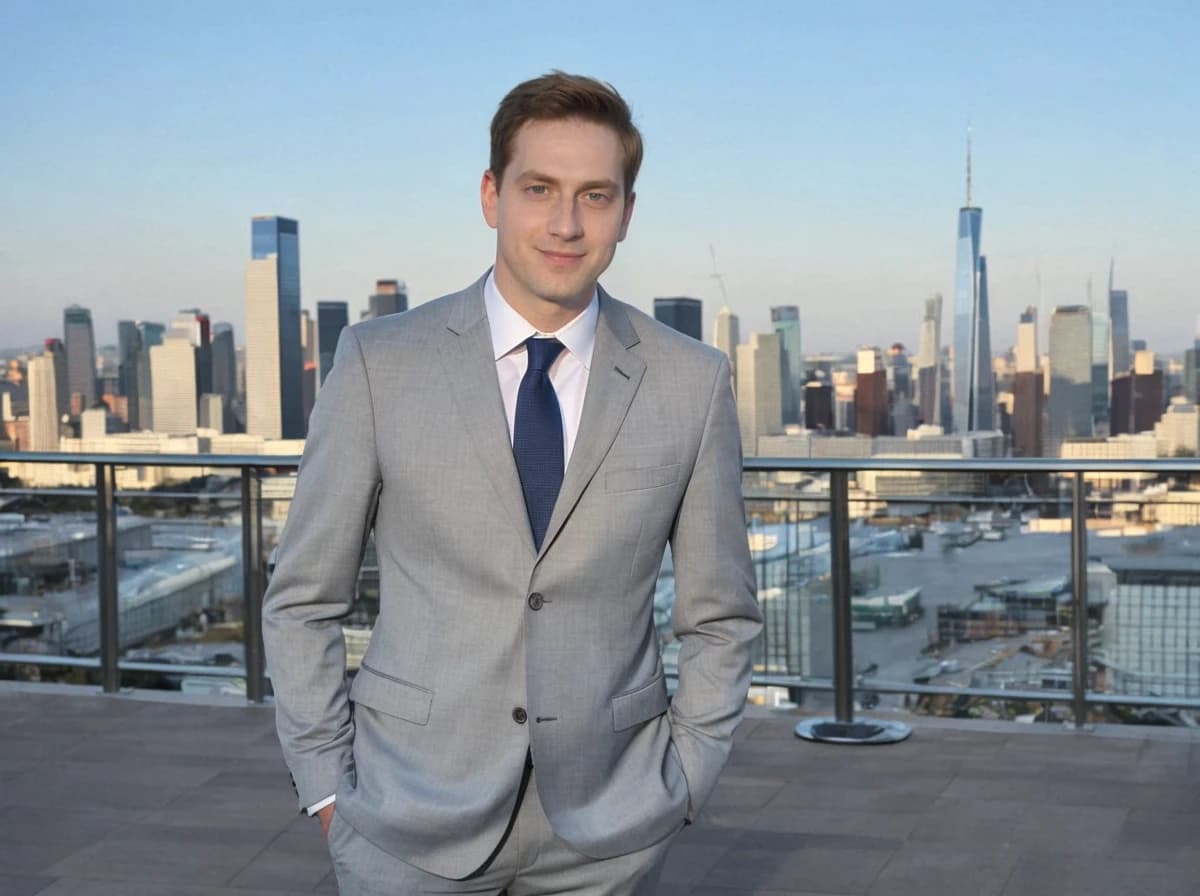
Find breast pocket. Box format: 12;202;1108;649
605;463;681;494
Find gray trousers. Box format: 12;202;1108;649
328;767;681;895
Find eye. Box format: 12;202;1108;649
525;184;549;196
584;191;611;203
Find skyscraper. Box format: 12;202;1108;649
43;338;68;427
1108;260;1131;378
135;321;164;432
62;304;96;416
855;348;889;437
26;354;59;451
1091;311;1110;429
951;135;994;433
117;320;141;429
713;305;739;382
317;301;350;386
771;305;802;425
364;280;408;320
653;297;702;341
1012;307;1044;457
1184;319;1200;404
1047;305;1094;451
245;215;303;439
916;294;942;427
735;332;782;456
1131;350;1165;434
175;309;213;397
211;322;238;430
150;337;198;435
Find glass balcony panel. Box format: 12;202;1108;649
0;464;100;685
848;468;1076;722
1088;467;1200;720
114;467;248;695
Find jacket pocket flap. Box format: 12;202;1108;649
350;664;433;725
611;672;669;731
605;463;681;493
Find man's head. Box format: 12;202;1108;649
482;72;642;330
489;71;643;196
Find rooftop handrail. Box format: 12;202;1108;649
2;450;1200;722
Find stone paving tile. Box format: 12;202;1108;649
0;805;148;846
704;805;922;841
664;888;845;896
660;839;733;888
1007;803;1127;856
138;783;301;830
867;841;1018;896
1001;853;1196;896
44;822;278;886
906;794;1029;840
3;759;222;811
33;881;316;896
0;873;55;896
226;828;333;891
705;844;895;894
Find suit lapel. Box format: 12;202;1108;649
438;279;537;556
539;290;646;559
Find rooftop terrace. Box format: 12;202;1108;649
3;683;1199;896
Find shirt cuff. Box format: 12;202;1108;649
306;795;336;816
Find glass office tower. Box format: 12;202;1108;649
62;305;97;416
771;305;802;425
951;208;994;433
317;301;350;386
245;216;303;439
653;297;702;341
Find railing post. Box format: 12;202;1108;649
241;466;266;703
1070;470;1090;728
795;468;910;744
95;462;120;694
829;469;854;724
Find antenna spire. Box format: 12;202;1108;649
966;124;973;206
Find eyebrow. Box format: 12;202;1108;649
516;170;622;194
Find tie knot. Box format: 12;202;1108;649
525;337;565;373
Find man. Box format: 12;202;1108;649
262;71;762;895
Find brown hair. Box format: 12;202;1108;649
490;71;643;194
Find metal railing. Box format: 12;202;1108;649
2;450;1200;723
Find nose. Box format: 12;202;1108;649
548;196;583;240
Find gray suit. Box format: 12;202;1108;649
262;274;762;880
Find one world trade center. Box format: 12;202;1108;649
951;132;994;433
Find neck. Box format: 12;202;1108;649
494;272;592;333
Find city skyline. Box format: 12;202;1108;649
3;3;1197;354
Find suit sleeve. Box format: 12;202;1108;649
262;326;382;811
667;352;763;820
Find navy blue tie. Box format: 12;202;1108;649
514;337;566;551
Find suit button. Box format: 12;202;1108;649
528;592;544;611
512;707;528;725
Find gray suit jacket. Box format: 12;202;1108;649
262;274;762;879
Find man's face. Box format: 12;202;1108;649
481;118;636;321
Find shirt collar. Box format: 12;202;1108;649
483;270;598;370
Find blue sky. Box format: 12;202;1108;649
2;1;1197;354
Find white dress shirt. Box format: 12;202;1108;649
306;272;598;817
484;270;597;466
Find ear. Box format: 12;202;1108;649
481;170;499;229
617;190;636;242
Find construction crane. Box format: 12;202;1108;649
709;244;729;304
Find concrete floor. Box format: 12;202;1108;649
2;682;1199;895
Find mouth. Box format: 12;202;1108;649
538;249;585;268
